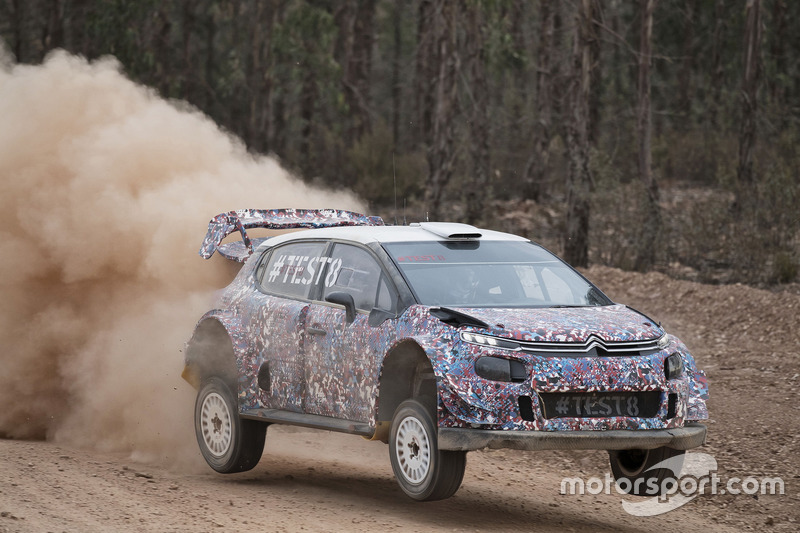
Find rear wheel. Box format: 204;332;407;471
389;399;466;501
195;377;267;473
609;446;685;496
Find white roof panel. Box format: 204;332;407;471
255;223;529;250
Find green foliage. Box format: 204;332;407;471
2;0;799;286
274;2;338;74
482;1;527;73
83;0;162;81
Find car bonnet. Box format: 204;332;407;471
445;304;663;343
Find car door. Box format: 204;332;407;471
254;240;329;413
304;242;398;422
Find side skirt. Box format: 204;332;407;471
241;408;374;437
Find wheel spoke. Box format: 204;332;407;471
200;392;232;458
394;415;431;485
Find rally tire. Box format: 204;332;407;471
389;399;466;501
195;377;267;473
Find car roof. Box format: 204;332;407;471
255;222;530;251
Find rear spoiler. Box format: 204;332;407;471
199;208;384;262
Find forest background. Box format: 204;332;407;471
2;0;798;286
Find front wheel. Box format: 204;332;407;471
195;377;267;473
609;446;685;496
389;399;466;501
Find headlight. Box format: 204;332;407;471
664;352;684;380
460;332;520;350
474;356;527;382
657;334;670;350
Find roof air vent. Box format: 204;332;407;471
419;222;482;240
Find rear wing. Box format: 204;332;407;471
199;208;384;262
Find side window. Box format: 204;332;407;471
376;275;396;311
258;242;328;299
323;244;385;313
255;250;270;282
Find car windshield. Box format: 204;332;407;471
384;240;610;308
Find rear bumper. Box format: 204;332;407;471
438;422;707;452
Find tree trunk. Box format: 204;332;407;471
180;1;196;104
246;1;268;151
505;0;528;131
300;67;316;172
523;0;555;202
709;0;725;128
392;0;404;147
10;0;24;62
351;0;375;137
767;0;791;109
61;0;89;55
336;0;375;144
272;88;286;158
768;0;787;114
588;0;602;145
334;0;357;142
203;6;217;114
42;0;64;55
736;0;762;207
607;0;625;100
259;4;278;154
415;0;434;150
634;0;660;272
418;0;459;221
464;1;490;226
563;0;594;268
267;2;287;155
153;5;172;96
677;0;696;125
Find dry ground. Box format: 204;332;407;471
1;266;798;532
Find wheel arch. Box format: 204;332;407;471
374;339;437;443
182;314;239;391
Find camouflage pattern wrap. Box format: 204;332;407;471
199;208;384;261
187;248;709;434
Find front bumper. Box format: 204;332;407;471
438;422;707;452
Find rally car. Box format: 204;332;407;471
182;208;708;501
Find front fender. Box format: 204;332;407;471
408;333;503;426
397;306;504;427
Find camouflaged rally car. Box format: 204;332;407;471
182;209;709;501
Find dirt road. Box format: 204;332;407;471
1;267;798;532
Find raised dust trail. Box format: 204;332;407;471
0;47;364;468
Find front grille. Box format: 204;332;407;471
515;335;661;358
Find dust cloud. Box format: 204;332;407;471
0;47;364;467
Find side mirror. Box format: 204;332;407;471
325;292;356;324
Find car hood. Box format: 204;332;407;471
449;304;663;343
